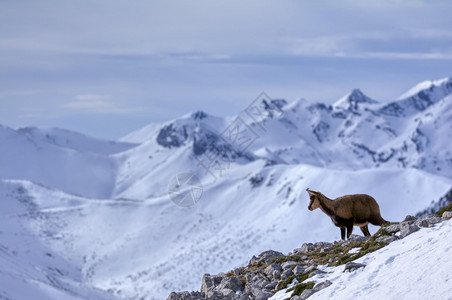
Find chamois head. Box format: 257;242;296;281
306;188;322;211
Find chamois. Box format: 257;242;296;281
306;188;389;240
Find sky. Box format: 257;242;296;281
1;0;451;140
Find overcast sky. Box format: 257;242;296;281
1;0;451;139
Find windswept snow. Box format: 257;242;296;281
272;220;452;300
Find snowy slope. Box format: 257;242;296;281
1;78;452;299
1;167;450;299
17;126;137;155
271;219;452;300
0;180;118;300
0;125;136;198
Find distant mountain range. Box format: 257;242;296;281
1;77;451;299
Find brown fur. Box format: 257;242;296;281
306;188;389;240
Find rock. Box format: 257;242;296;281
385;223;401;233
442;211;452;218
304;265;316;273
218;289;235;298
200;274;246;298
320;246;331;252
293;265;305;275
308;269;326;278
348;234;369;242
299;288;315;300
249;284;273;300
416;219;429;228
249;250;284;266
232;268;243;276
314;242;332;249
403;215;417;222
313;280;332;291
167;291;204;300
245;273;253;283
299;243;315;253
246;272;270;289
253;276;270;289
399;223;420;239
281;261;298;269
425;215;443;225
376;235;398;244
217;277;244;293
201;274;224;296
281;269;294;279
344;262;366;272
272;270;281;279
264;281;278;291
264;263;282;276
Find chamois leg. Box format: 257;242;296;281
360;225;371;237
346;223;354;239
340;227;346;240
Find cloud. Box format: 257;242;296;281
63;94;143;114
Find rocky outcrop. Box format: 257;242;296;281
167;212;451;300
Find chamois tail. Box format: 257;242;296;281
370;214;390;226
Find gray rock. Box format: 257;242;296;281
399;223;420;239
416;219;429;228
201;274;224;295
426;215;443;225
219;289;235;298
249;284;273;300
314;242;332;249
272;270;281;279
199;274;246;299
376;235;398;244
348;234;369;242
344;262;366;272
385;223;401;233
232;268;243;276
299;288;315;300
245;273;253;283
403;215;417;222
320;246;331;253
253;276;270;289
281;261;298;269
442;211;452;218
308;269;326;278
299;243;315;253
264;281;278;291
304;265;316;273
293;265;305;275
264;263;282;276
291;296;302;300
249;250;284;266
217;276;244;293
167;291;204;300
313;280;332;292
281;269;294;279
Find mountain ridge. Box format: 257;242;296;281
1;77;451;299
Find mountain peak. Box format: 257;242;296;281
397;77;452;101
333;88;378;111
379;77;452;117
191;110;208;120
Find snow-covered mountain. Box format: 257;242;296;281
1;77;451;299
